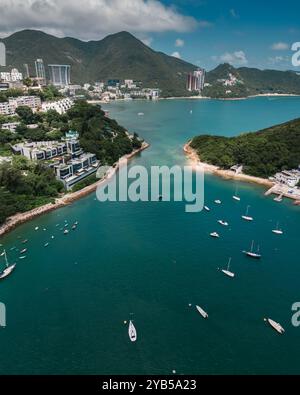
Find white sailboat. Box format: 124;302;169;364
242;205;253;221
210;232;220;238
272;222;283;235
243;241;261;259
233;185;241;201
0;250;16;280
218;220;229;227
128;320;137;342
196;305;208;319
264;318;285;334
204;206;210;212
222;258;235;278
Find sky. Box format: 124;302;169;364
0;0;300;71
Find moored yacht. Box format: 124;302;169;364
242;205;253;221
0;250;16;280
128;320;137;342
218;220;229;227
264;318;285;334
221;258;235;278
243;241;261;259
196;305;208;319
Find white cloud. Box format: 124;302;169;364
271;42;289;50
171;51;181;59
268;55;290;65
230;9;239;19
0;0;198;40
214;50;248;66
141;37;153;46
199;20;213;28
175;38;184;47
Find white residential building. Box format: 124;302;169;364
0;101;15;115
1;122;20;132
274;170;300;188
41;98;74;114
0;68;23;82
8;96;41;110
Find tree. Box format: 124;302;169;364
15;106;34;124
23;78;33;87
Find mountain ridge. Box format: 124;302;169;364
1;30;300;97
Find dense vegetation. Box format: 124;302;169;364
1;30;196;97
190;118;300;178
203;63;300;98
0;156;64;224
0;99;142;224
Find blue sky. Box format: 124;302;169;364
1;0;300;71
149;0;300;70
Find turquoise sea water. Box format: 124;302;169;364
0;97;300;375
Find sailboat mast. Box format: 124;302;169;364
4;250;8;267
228;257;232;270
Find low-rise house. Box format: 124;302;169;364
41;98;74;114
55;153;99;189
274;169;300;187
1;122;20;132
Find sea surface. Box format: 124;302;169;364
1;97;300;375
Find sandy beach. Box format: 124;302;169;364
0;142;149;237
183;141;274;188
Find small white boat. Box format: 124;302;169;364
264;318;285;334
242;205;253;221
64;230;69;235
274;195;283;202
204;206;210;212
20;248;27;254
196;305;208;319
218;220;229;227
19;256;26;260
0;250;16;280
243;241;261;259
214;200;222;204
128;320;137;342
222;258;235;278
51;236;55;239
233;185;241;201
272;229;283;235
21;239;28;244
138;112;144;116
272;222;283;235
0;251;5;257
35;226;39;231
233;195;241;201
210;232;220;238
44;243;49;247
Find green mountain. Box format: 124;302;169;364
204;63;300;98
190;118;300;178
0;30;196;97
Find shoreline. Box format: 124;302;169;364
183;141;274;188
0;142;149;238
89;93;300;105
